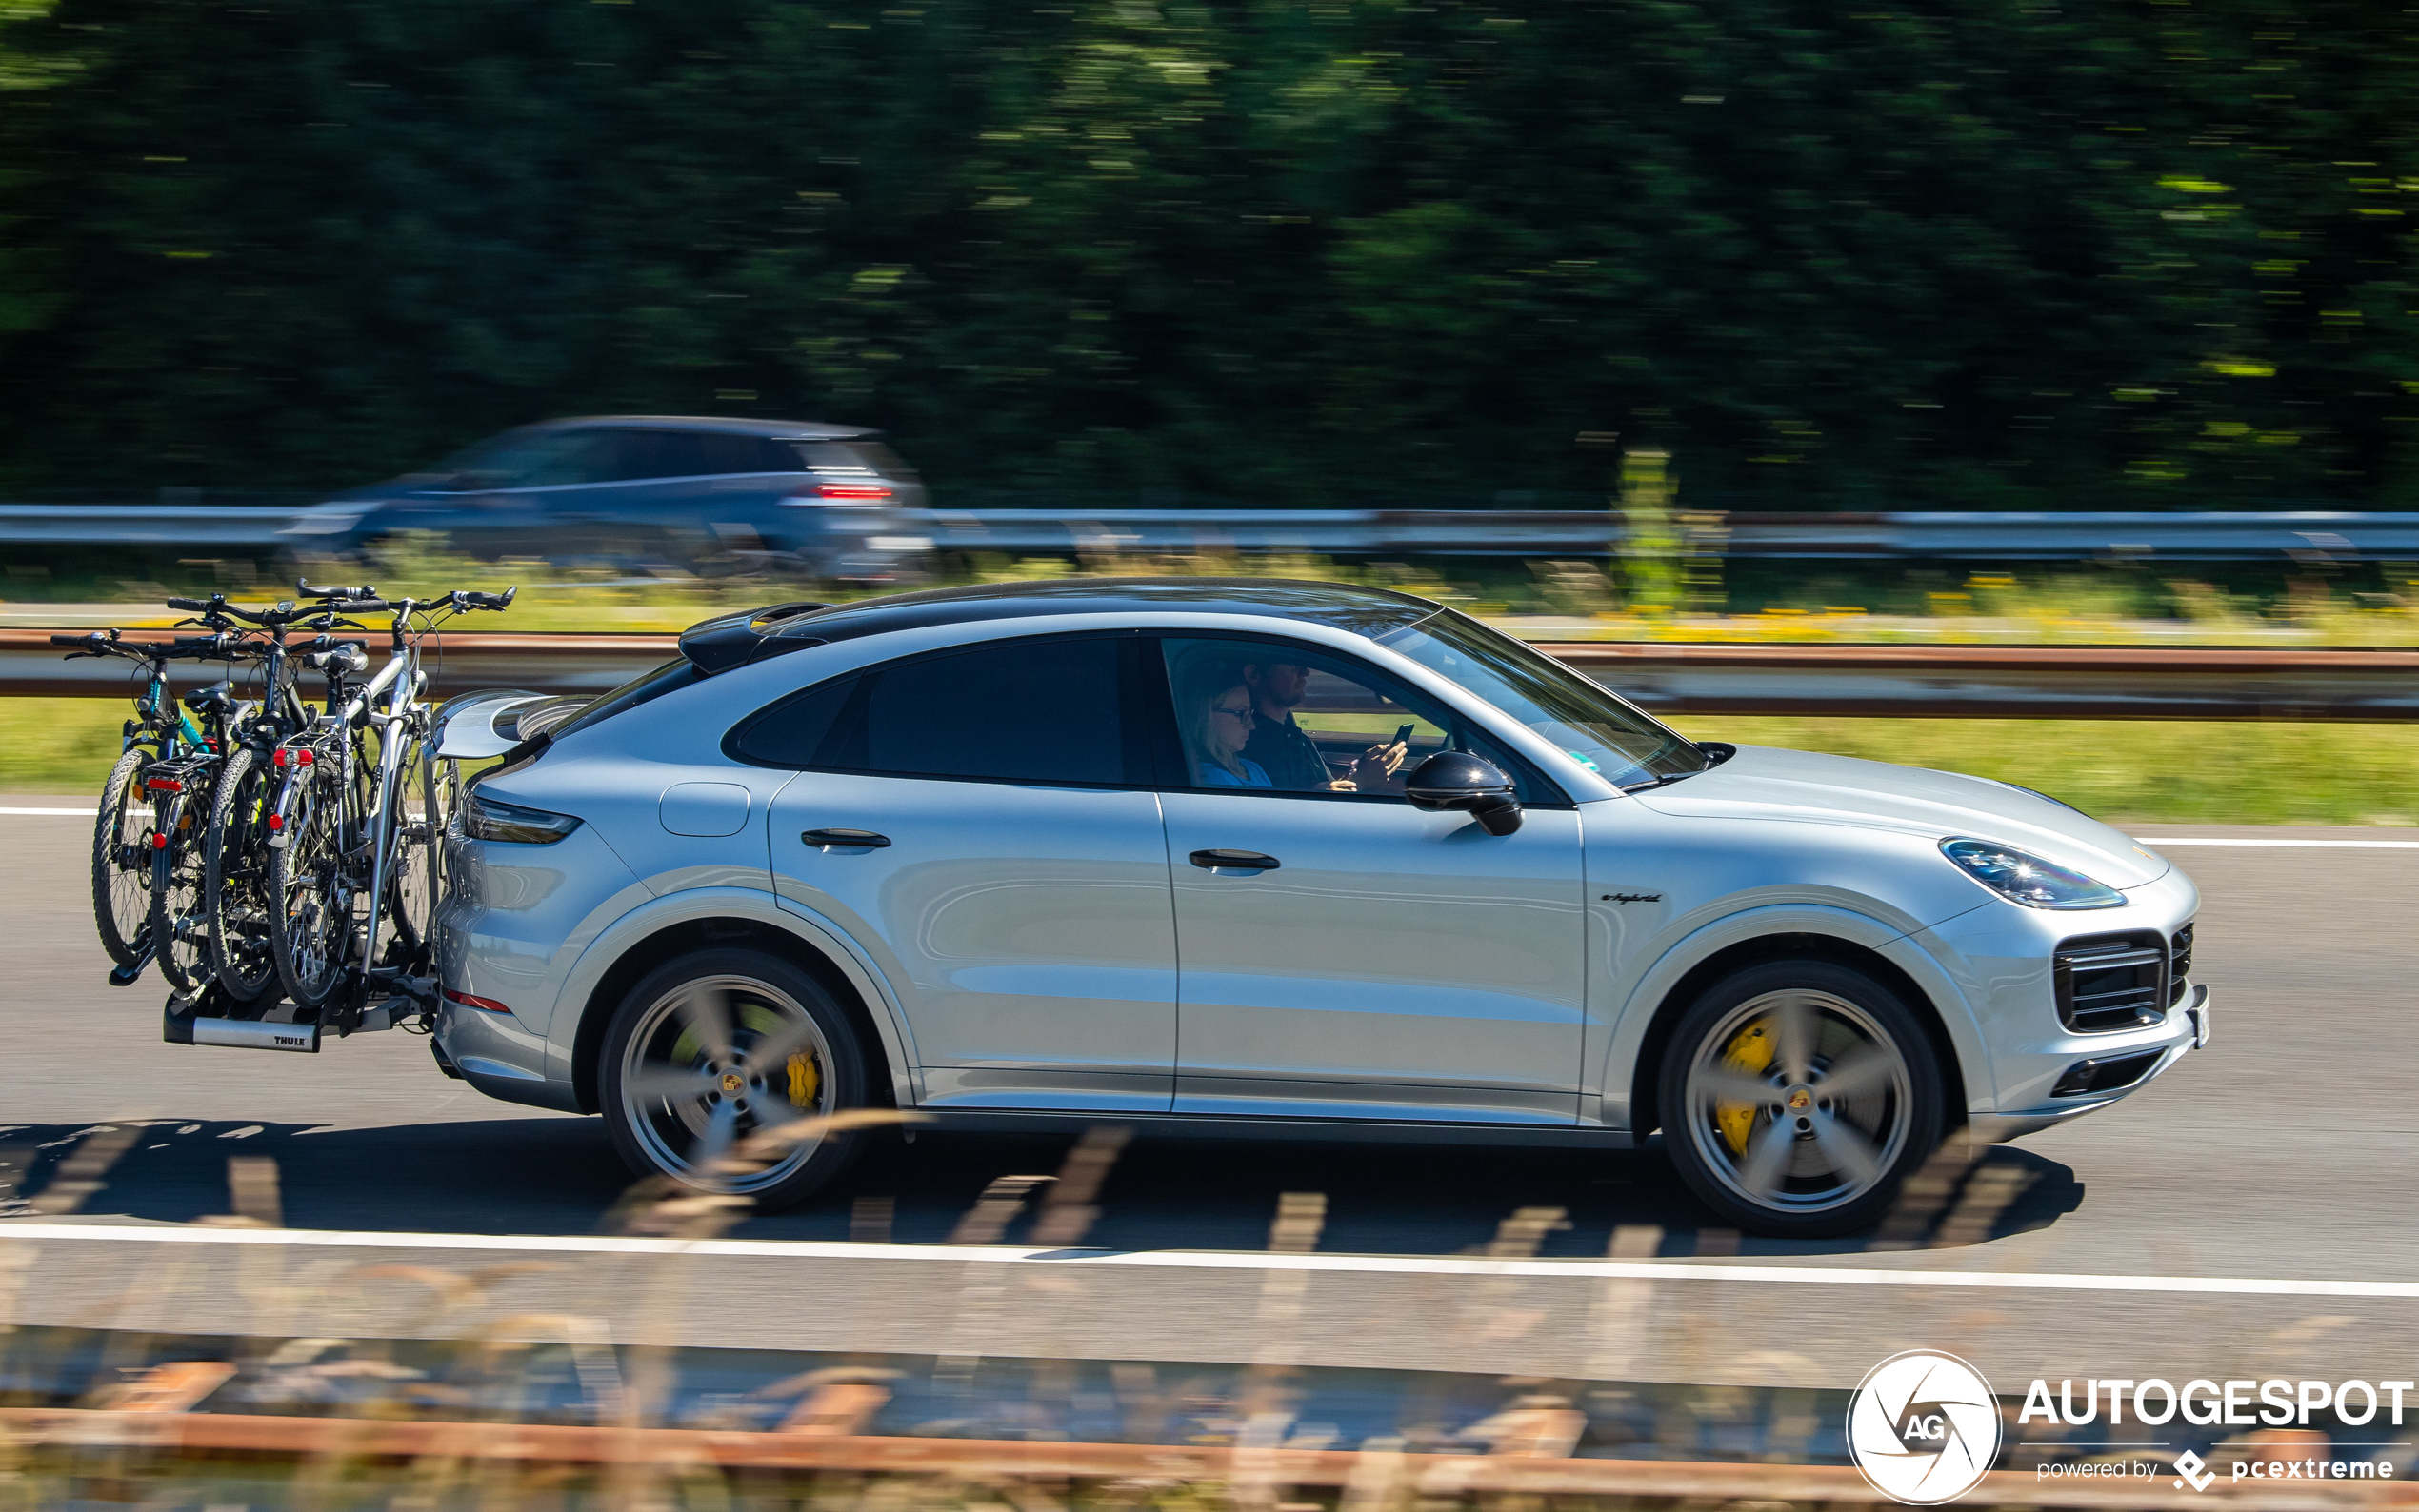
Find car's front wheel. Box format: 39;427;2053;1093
1658;960;1944;1239
599;948;869;1211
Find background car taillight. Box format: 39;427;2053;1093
782;478;895;506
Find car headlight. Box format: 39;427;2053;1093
464;791;582;845
1940;837;2124;910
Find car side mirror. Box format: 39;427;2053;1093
1403;751;1523;836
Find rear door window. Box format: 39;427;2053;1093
728;635;1147;786
593;430;795;482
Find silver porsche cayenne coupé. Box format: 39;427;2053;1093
432;579;2209;1237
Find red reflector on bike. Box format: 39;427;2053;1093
442;988;513;1014
145;777;182;792
272;748;289;767
297;749;314;766
150;831;169;849
266;813;284;831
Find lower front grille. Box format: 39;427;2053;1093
2169;921;2196;1005
2051;1048;2165;1098
2055;931;2169;1033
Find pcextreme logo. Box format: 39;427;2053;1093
1847;1350;2004;1505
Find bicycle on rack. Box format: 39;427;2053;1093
50;626;255;985
268;582;516;1024
142;631;269;1000
173;596;372;1005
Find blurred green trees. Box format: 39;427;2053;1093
1;0;2414;507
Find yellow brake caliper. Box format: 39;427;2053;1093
1716;1018;1776;1155
787;1051;820;1109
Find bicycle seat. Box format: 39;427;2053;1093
183;681;238;714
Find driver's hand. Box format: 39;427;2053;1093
1364;740;1409;776
1324;779;1358;792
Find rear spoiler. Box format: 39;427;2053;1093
676;601;831;675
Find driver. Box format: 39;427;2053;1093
1240;658;1410;792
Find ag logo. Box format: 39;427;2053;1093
1847;1350;2002;1505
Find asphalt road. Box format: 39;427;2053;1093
5;797;2416;1394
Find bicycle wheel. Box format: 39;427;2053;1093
204;746;280;1004
269;762;353;1009
150;786;213;998
91;747;156;967
383;732;447;966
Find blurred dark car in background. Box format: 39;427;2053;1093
278;416;932;583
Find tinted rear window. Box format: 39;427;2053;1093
730;637;1134;786
730;677;856;766
552;658;703;741
601;430;794;481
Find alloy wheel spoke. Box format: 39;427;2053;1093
1693;1064;1779;1105
690;1098;741;1174
678;984;735;1062
738;1015;820;1081
628;1063;719;1103
1734;1117;1798;1199
1818;1045;1897;1101
1809;1110;1884;1188
1773;995;1817;1084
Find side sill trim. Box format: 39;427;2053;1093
915;1110;1634;1150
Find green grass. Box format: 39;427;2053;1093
1678;716;2419;827
1;698;135;794
8;695;2416;826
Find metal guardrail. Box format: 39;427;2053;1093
4;501;2418;560
10;627;2419;719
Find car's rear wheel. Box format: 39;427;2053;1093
1658;960;1943;1239
599;948;869;1211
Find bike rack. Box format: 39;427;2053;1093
161;973;438;1055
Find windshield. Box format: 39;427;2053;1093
1377;609;1705;788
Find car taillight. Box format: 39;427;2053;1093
443;987;513;1014
814;481;892;501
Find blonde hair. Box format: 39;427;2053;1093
1180;667;1251;781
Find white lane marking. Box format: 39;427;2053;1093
2133;836;2419;848
0;807;98;816
4;1222;2418;1301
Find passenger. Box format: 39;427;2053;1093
1240;659;1409;792
1189;679;1273;788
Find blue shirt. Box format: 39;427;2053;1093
1197;757;1272;788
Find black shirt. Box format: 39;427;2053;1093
1243;709;1330;790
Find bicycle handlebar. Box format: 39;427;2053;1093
298;578;375;602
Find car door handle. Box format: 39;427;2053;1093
1190;848;1279;871
802;828;890;848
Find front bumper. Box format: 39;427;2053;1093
1969;983;2210;1144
